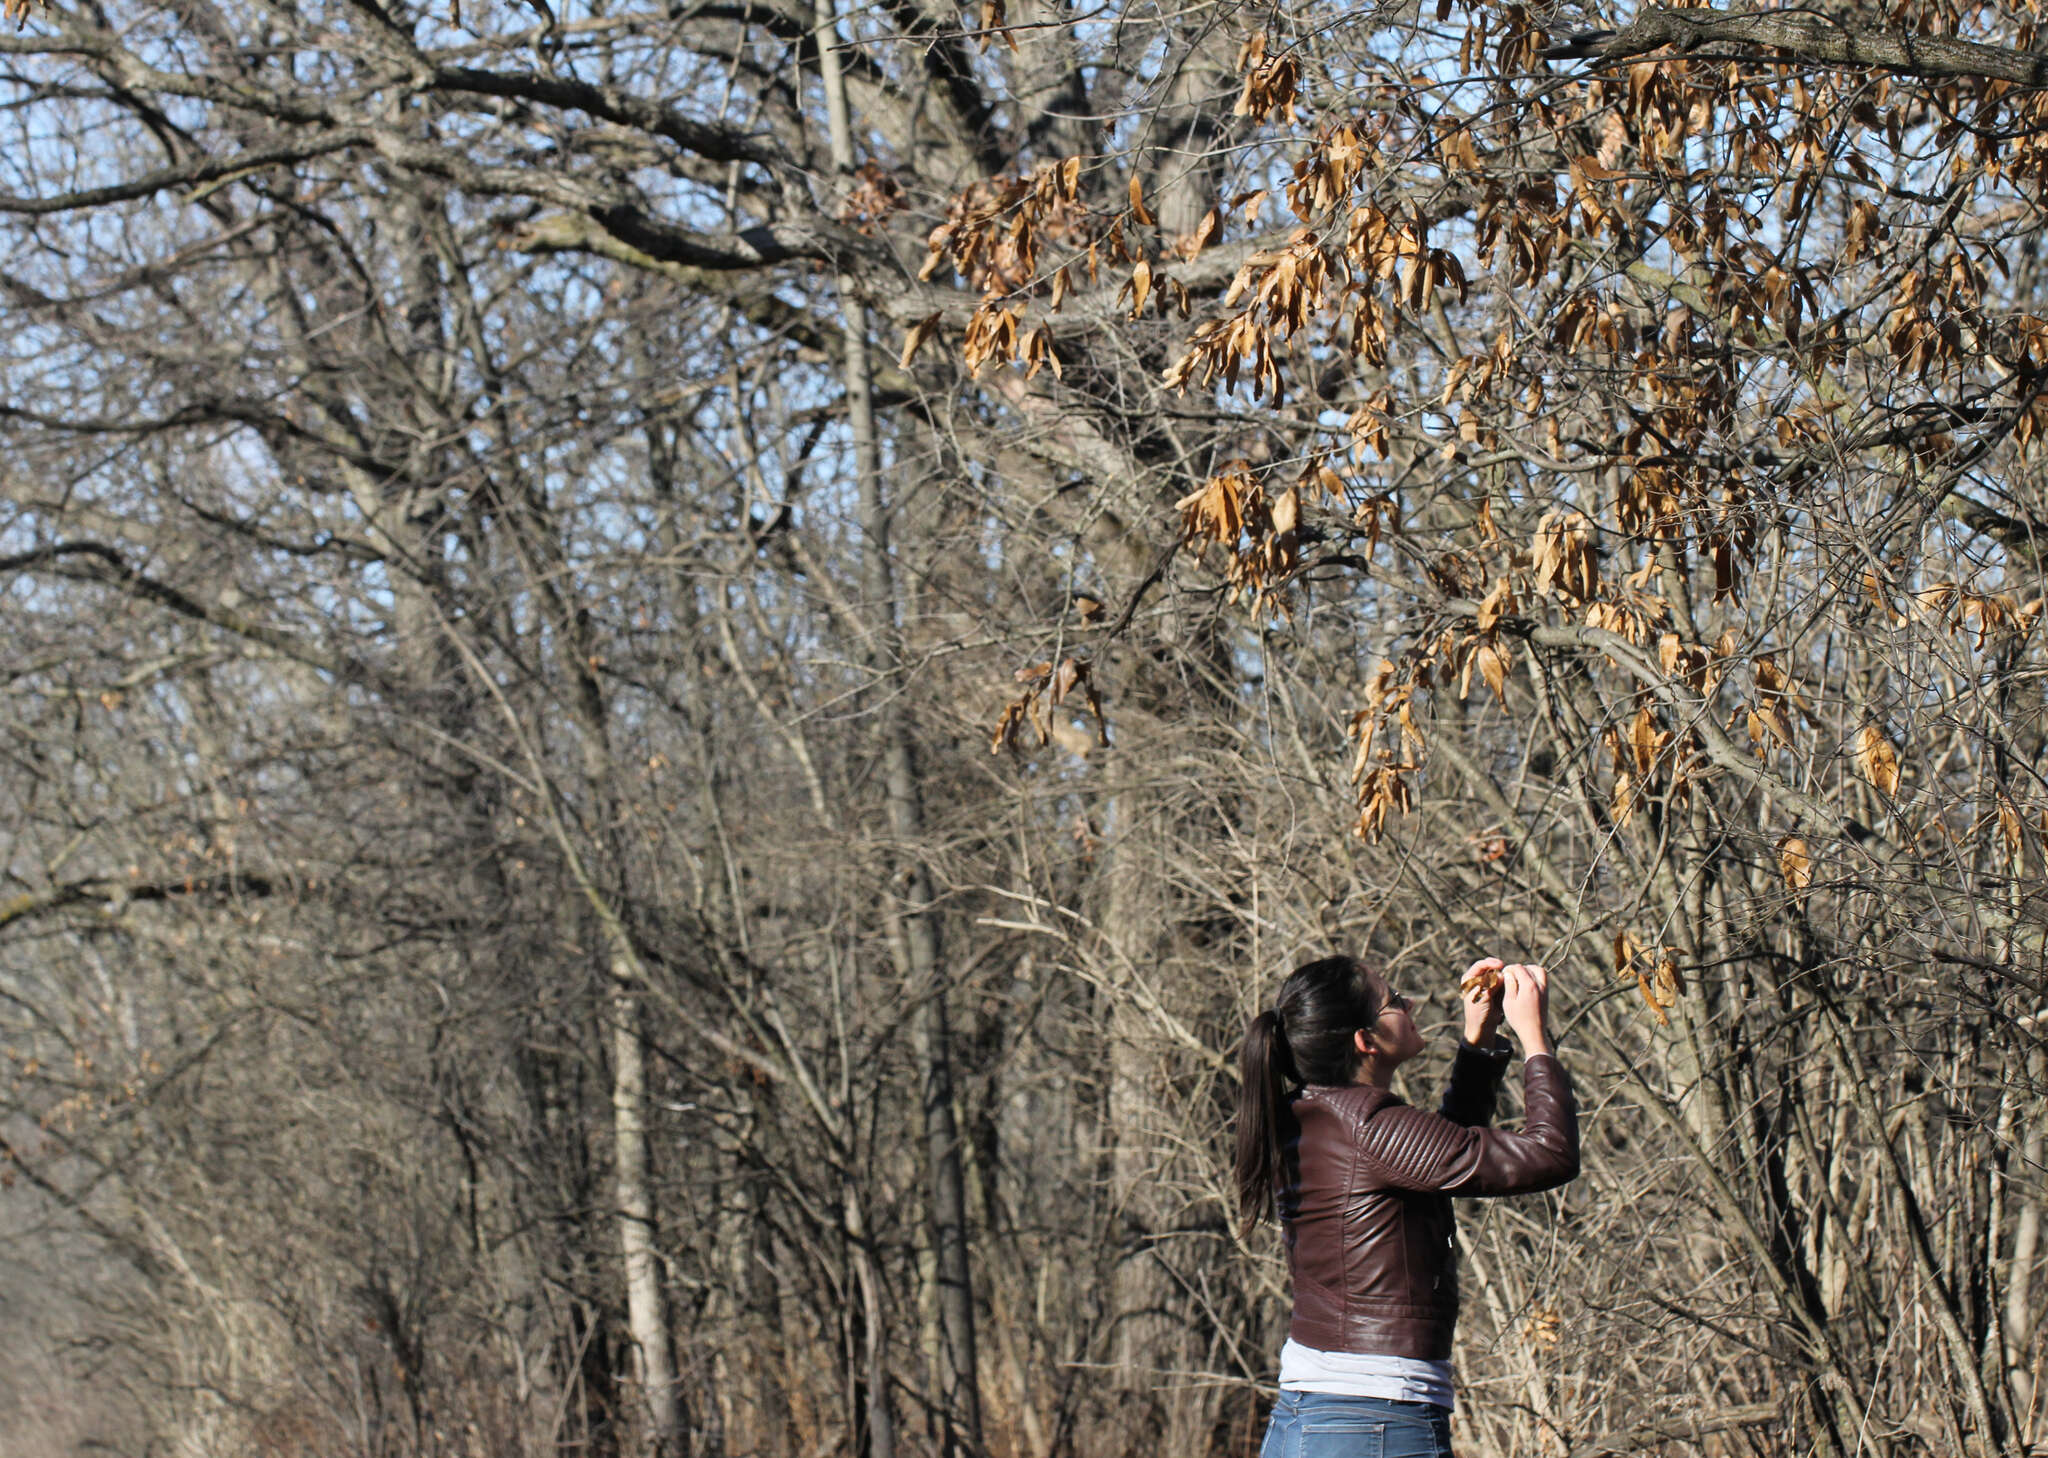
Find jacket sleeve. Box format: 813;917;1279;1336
1358;1054;1579;1197
1438;1037;1513;1128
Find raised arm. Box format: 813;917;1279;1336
1369;962;1578;1195
1440;957;1512;1127
1361;1055;1580;1196
1438;1037;1513;1128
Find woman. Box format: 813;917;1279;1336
1235;954;1578;1457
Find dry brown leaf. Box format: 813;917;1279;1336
1855;724;1901;796
1129;175;1155;227
898;312;942;370
1023;324;1061;379
1475;641;1509;704
1475;575;1515;633
1235;30;1268;80
1173;471;1252;549
1177;207;1222;262
1049;656;1082;705
1474;496;1499;543
1461;962;1504;995
1654;950;1683;1002
1713;540;1740;602
1630;706;1658;774
990;699;1029;754
1612;769;1637;827
1747;701;1791;750
1777;835;1812;893
976;0;1006;51
1269;484;1301;538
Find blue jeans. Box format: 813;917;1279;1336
1260;1390;1454;1458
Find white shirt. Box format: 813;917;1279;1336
1278;1338;1456;1410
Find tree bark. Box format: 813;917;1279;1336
612;975;686;1456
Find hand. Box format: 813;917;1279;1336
1500;963;1552;1058
1460;958;1505;1046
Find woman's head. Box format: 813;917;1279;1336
1268;955;1409;1084
1233;955;1420;1231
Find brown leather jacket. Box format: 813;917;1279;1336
1280;1042;1579;1361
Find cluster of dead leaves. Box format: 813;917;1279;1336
1602;702;1707;828
950;3;2048;858
1160;231;1327;401
918;158;1104;297
951;302;1062;380
913;157;1235;384
1860;573;2043;647
1345;657;1430;842
1521;1308;1562;1348
1738;652;1816;755
1886;254;1994;383
990;656;1108;757
1529;509;1599;606
835;162;906;235
1353;759;1417;844
1287;122;1381;220
1473;182;1568;292
1992;89;2048;195
1174;468;1259;554
1615;931;1683;1027
1344;390;1396;463
1233;33;1300;126
1171;459;1341;617
1160;204;1461;406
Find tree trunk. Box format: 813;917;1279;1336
613;975;686;1456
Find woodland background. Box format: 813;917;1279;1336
3;0;2048;1454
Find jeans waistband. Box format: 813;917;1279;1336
1272;1390;1449;1416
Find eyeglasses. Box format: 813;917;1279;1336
1382;992;1413;1015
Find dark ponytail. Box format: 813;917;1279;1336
1234;1009;1293;1235
1232;956;1388;1232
